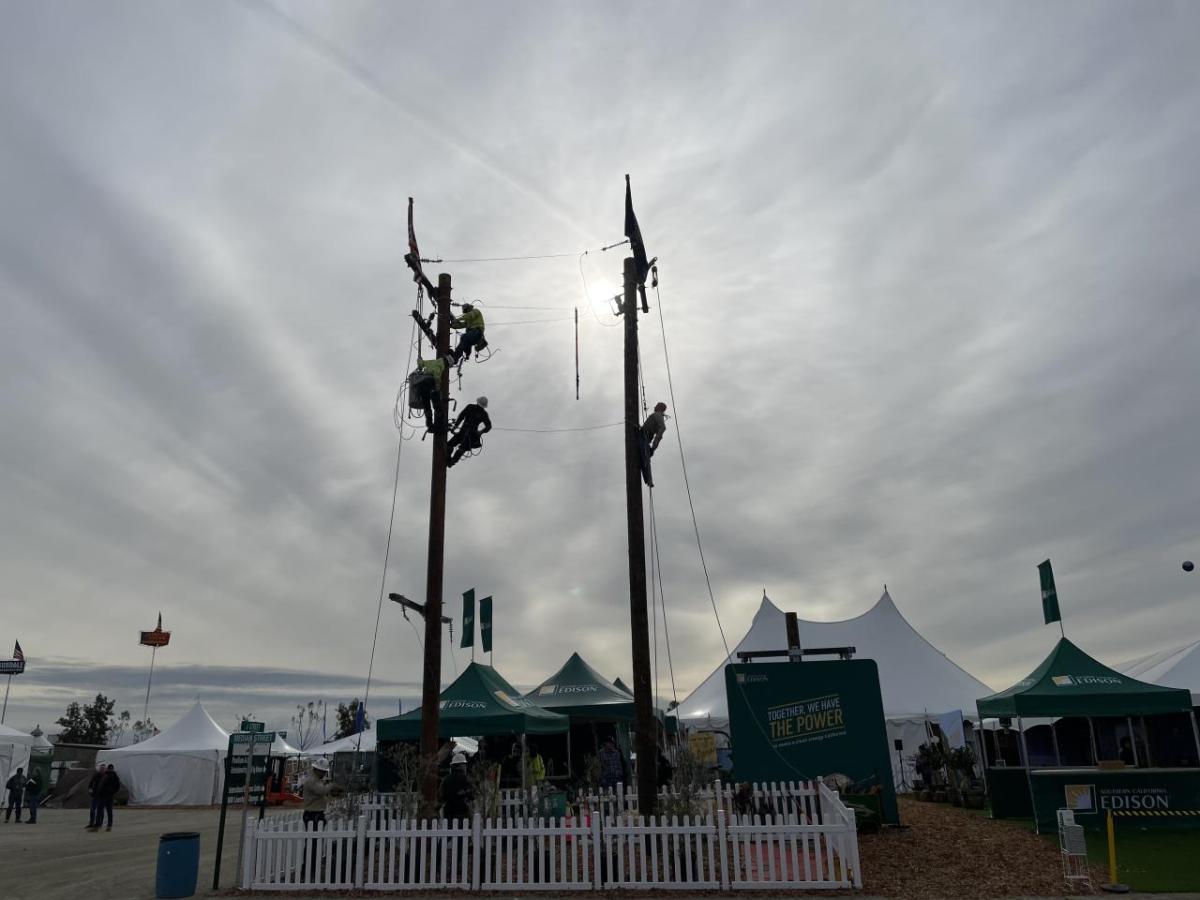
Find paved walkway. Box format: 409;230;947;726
0;805;252;899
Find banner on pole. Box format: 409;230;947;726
0;641;25;676
480;596;493;653
1038;559;1061;625
140;613;171;648
461;589;475;649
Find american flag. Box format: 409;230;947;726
12;640;22;662
407;196;425;284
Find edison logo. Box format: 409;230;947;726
1064;784;1096;812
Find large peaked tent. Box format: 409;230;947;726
1117;639;1200;705
378;663;569;740
526;653;636;720
678;591;992;729
96;700;228;805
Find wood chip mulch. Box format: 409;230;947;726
857;797;1105;897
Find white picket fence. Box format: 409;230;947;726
242;782;860;891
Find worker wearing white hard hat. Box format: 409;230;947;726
440;751;473;822
301;757;341;829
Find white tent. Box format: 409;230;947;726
96;701;228;806
1117;638;1200;705
0;723;35;788
677;591;993;789
270;733;303;756
303;729;377;757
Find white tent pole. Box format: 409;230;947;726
1050;720;1062;768
143;647;157;723
1017;716;1039;832
1087;716;1099;765
1;675;11;724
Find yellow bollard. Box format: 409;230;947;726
1101;809;1130;893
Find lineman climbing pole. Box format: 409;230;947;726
622;253;658;816
419;272;453;814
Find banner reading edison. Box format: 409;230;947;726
725;659;898;823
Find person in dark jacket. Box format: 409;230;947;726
87;764;121;831
598;738;628;790
638;402;668;487
4;766;24;823
85;765;105;829
440;753;473;822
23;769;43;824
447;397;492;467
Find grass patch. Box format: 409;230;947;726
1086;826;1200;892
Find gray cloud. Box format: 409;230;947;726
2;1;1198;735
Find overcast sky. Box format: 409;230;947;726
2;1;1198;737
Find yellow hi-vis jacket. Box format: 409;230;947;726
418;357;445;379
451;308;485;331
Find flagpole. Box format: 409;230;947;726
144;646;157;722
1;675;11;724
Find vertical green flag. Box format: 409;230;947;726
460;589;475;649
1038;559;1061;625
480;596;493;653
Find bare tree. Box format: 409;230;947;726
290;701;325;750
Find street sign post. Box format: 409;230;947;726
213;730;274;890
240;720;265;734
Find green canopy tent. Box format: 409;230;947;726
613;677;632;695
378;662;569;740
978;637;1193;719
527;653;636;720
977;638;1200;829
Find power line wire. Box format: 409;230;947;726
359;317;418;750
493;421;622;433
653;283;731;660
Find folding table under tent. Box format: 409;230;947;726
977;637;1200;831
95;700;229;806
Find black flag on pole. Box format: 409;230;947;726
624;175;650;287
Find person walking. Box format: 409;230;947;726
440;752;473;822
87;764;121;831
4;766;24;823
23;769;43;824
300;758;341;830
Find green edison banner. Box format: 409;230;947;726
725;659;898;824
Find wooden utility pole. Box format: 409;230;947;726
419;272;452;814
622;256;658;815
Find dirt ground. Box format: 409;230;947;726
0;798;1185;899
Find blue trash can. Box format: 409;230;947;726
155;832;200;899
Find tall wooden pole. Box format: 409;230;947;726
622;256;658;815
420;272;452;814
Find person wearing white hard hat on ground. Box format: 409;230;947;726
440;752;473;822
301;758;341;830
447;396;492;468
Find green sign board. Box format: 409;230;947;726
725;660;898;824
1031;769;1200;831
240;720;265;733
225;731;274;803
